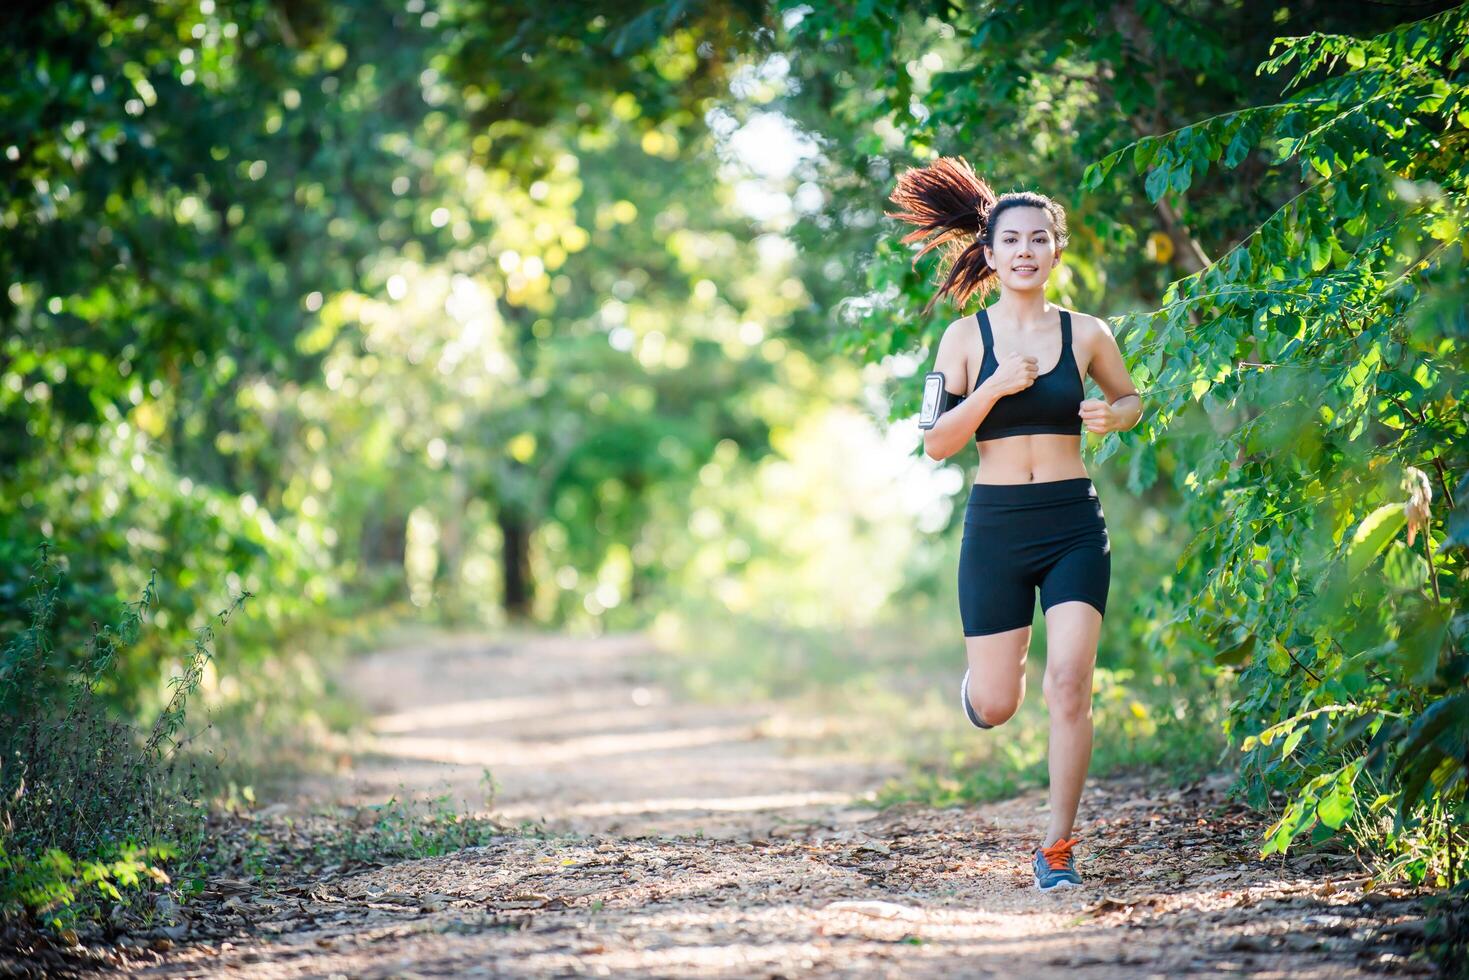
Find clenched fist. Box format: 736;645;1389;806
1078;398;1120;434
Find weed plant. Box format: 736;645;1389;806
199;775;532;894
0;543;248;935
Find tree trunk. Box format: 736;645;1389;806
435;472;468;621
498;509;533;620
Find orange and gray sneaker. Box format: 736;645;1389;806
1033;837;1083;890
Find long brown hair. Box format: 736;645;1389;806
885;156;1069;315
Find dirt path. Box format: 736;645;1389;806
304;629;898;839
138;629;1438;978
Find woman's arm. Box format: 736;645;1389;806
1077;314;1142;434
922;319;1001;460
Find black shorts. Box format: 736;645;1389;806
958;477;1110;636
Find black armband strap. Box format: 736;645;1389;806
918;371;967;429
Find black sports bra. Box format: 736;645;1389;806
940;307;1084;442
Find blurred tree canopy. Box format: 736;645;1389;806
1;0;796;709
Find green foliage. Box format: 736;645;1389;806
1080;5;1469;876
778;0;1434;387
445;0;772;173
0;842;177;933
3;0;792;657
0;544;245;931
329;793;513;864
4;5;1465;965
1;0;435;716
3;0;820;939
789;0;1468;900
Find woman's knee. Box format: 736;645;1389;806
968;679;1022;727
1042;667;1092;720
963;629;1029;727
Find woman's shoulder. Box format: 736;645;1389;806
945;310;978;333
936;311;980;349
1064;309;1116;348
931;313;979;387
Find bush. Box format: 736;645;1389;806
0;543;247;933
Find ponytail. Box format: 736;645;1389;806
886;156;1069;316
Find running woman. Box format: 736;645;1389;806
889;157;1142;891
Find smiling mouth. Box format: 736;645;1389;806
1013;266;1038;273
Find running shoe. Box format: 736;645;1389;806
959;668;993;729
1033;837;1083;890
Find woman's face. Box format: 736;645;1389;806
983;206;1061;292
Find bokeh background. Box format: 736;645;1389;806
3;0;1466;933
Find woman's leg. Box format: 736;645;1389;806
1039;597;1103;846
1036;487;1110;846
957;488;1037;725
963;626;1031;726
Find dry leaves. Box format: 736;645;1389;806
1403;466;1432;547
5;773;1444;978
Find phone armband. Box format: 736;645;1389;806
918;371;946;429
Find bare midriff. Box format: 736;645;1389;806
974;433;1089;486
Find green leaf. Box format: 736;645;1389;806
1170;162;1194;194
1133;137;1159;173
1306;233;1329;271
1396;601;1451;686
1082;152;1118;191
1145;163;1171;202
1261;798;1313;856
1390;692;1468;808
1127;442;1159;494
1223;126;1253;168
1266;639;1291;675
1346;504;1406;578
1316;781;1354;829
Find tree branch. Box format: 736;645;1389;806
1286;644;1323;684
